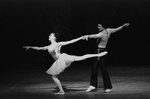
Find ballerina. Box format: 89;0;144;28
23;32;107;95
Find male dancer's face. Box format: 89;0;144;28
98;24;104;32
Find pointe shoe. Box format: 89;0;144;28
85;86;96;92
55;91;65;95
98;51;108;57
105;89;112;93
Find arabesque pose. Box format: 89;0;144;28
23;32;108;95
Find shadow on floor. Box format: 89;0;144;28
1;64;150;99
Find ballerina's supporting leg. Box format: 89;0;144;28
74;51;107;61
51;75;65;95
51;51;107;95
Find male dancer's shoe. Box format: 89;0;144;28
55;91;65;95
105;89;112;93
85;85;96;92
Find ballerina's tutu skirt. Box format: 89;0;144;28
46;53;76;76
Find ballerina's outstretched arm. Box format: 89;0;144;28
22;46;48;50
59;36;86;46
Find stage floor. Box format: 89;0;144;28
1;64;150;99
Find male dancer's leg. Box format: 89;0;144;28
89;57;99;88
100;49;112;90
85;49;99;92
89;48;100;88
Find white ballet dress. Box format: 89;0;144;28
46;53;76;76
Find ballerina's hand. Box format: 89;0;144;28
22;46;30;50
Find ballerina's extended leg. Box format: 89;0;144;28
74;51;108;61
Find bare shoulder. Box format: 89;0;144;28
58;42;63;45
46;45;51;49
105;28;114;34
106;28;111;32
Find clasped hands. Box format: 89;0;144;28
22;46;31;50
81;35;89;41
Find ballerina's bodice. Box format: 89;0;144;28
47;43;62;60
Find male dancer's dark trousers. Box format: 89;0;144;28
90;48;112;89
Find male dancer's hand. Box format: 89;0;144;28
123;23;130;27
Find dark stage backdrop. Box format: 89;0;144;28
0;0;150;71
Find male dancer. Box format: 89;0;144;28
85;23;130;93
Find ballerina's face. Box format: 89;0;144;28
49;33;56;41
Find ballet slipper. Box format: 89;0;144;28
55;91;65;95
98;51;108;57
85;85;96;92
105;89;112;93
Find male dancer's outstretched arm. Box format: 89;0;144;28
84;23;130;40
107;23;130;34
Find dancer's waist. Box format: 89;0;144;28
96;47;107;54
97;47;107;51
